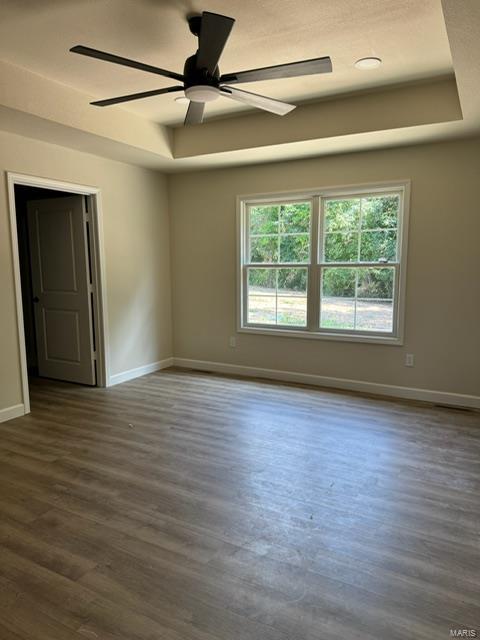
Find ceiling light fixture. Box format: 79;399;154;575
355;57;382;70
175;96;189;104
185;85;220;103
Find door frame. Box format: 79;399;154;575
6;172;110;413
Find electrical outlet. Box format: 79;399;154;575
229;336;236;348
405;353;414;367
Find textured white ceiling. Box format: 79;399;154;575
0;0;452;124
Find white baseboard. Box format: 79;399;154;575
0;403;25;424
108;357;174;386
173;358;480;409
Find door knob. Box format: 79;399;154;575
33;296;39;303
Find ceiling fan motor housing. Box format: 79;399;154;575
183;54;220;88
183;54;221;102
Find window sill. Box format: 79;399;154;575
238;326;403;346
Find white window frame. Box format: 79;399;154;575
237;181;410;345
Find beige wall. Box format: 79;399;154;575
169;137;480;397
2;133;478;414
0;131;172;412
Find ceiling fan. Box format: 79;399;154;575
70;11;332;125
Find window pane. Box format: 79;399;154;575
247;268;307;327
248;268;276;292
355;300;393;332
247;269;276;324
357;267;394;299
250;205;278;234
356;267;394;332
320;268;356;329
248;296;276;324
250;236;278;263
322;267;356;297
249;201;311;264
277;268;308;326
278;268;308;293
320;267;395;333
280;234;310;263
279;202;311;233
359;230;397;262
324;232;358;262
325;199;360;231
362;195;399;229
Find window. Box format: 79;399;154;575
239;183;409;343
247;201;311;327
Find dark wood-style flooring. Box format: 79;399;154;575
0;369;479;640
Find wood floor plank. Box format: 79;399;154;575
0;370;479;639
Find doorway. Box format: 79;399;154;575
7;173;109;414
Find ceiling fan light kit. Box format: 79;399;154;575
70;11;333;126
185;85;220;103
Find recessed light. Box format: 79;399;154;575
355;57;382;70
175;96;189;104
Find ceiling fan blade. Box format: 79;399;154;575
220;86;295;116
221;56;332;84
70;45;184;82
184;101;205;125
196;12;235;74
91;86;184;107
